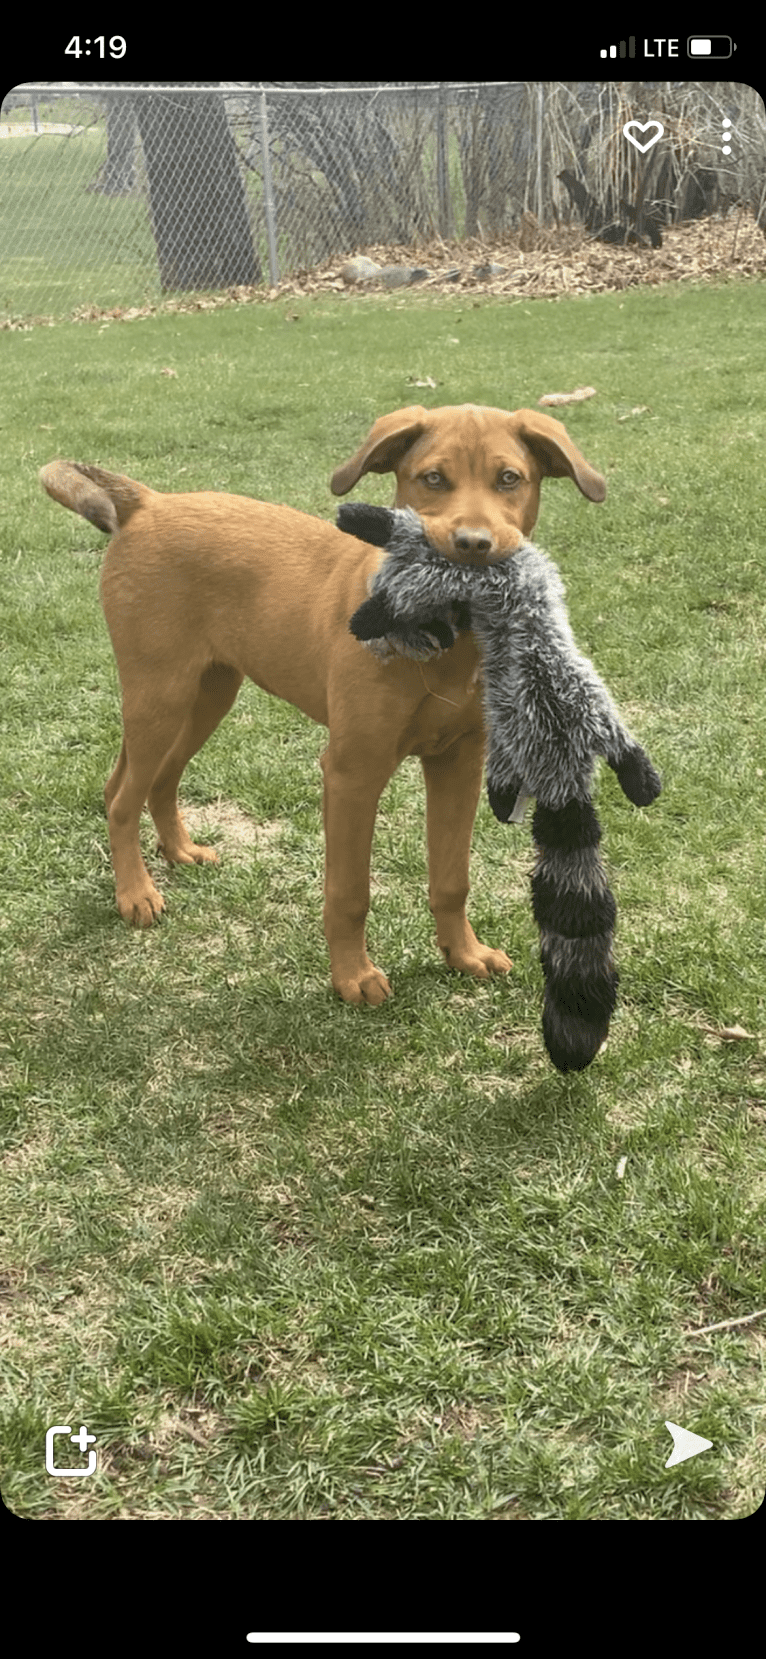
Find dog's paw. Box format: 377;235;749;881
437;920;513;980
159;839;219;867
117;882;166;927
442;942;513;979
332;957;392;1006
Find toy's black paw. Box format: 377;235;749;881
613;744;662;807
486;777;524;822
349;592;400;641
337;503;396;547
350;596;458;656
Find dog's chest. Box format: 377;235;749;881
408;635;484;754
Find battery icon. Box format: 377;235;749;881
688;36;735;57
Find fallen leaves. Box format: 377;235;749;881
4;211;765;331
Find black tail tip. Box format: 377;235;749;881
542;1001;612;1072
541;969;619;1072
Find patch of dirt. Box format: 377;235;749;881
181;801;282;863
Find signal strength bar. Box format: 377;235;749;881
600;37;636;57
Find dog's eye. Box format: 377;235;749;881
422;470;444;488
499;469;521;489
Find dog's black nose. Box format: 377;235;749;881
452;527;496;562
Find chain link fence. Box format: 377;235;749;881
2;79;763;325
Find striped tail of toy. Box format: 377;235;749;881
530;799;619;1073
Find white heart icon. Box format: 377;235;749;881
623;120;664;154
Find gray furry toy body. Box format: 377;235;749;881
338;502;662;1073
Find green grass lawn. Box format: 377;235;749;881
1;280;765;1519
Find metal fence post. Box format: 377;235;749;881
259;86;279;286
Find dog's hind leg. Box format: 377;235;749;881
104;739;128;816
105;671;225;926
146;663;243;865
106;729;178;926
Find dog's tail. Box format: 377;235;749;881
531;798;619;1072
39;461;150;537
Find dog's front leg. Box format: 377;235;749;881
320;745;393;1006
422;731;513;981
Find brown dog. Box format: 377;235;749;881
40;406;605;1005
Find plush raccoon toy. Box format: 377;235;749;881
337;502;662;1075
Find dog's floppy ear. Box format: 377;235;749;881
331;407;429;495
510;411;606;502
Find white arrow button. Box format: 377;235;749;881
664;1420;713;1467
